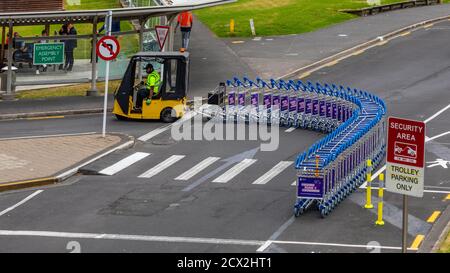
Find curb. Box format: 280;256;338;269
418;203;450;253
0;133;135;193
0;100;205;121
0;108;113;121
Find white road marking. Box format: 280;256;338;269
252;161;293;185
138;155;185;178
285;127;296;133
424;104;450;124
426;131;450;142
57;140;135;180
137;125;171;142
360;129;450;188
212;159;257;183
0;230;262;246
256;240;273;252
0;190;43;217
291;180;296;186
137;111;197;142
175;157;221;181
0;229;416;251
99;152;150;176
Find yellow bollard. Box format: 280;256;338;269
364;159;374;209
375;173;385;226
230;19;235;34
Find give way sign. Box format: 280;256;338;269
155;25;170;50
386;116;426;197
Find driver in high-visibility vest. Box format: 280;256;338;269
137;63;160;108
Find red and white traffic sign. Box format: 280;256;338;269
155;25;170;50
96;36;120;61
386;116;425;197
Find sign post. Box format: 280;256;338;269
386;116;425;253
155;25;170;51
96;11;120;138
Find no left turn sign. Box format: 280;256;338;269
96;36;120;61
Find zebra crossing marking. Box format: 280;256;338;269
252;161;293;185
99;152;150;176
212;159;257;183
175;157;221;181
138;155;186;178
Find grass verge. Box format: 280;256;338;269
195;0;450;37
17;80;122;99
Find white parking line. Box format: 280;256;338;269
212;159;257;183
175;157;221;181
252;161;293;185
99;152;150;176
285;127;296;133
0;229;416;251
426;131;450;142
424;103;450;124
0;190;43;217
138;155;185;179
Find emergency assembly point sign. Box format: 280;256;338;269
386;117;425;197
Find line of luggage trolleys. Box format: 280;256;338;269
202;77;387;218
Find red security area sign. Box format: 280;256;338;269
386;117;425;197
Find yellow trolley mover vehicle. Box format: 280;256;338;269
113;51;189;122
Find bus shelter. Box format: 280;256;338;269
0;0;234;100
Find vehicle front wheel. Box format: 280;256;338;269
161;108;176;123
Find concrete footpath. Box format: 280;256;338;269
0;133;132;191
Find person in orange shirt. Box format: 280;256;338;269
175;11;193;49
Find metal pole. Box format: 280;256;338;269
1;26;5;67
167;15;176;52
87;16;99;96
402;195;408;253
102;11;112;138
5;20;14;100
138;18;145;82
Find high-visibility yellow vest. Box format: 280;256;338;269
146;70;160;95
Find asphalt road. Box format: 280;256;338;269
0;21;449;253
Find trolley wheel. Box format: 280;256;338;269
294;207;301;217
320;208;327;218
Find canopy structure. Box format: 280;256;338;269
0;0;235;100
0;0;233;26
0;0;64;13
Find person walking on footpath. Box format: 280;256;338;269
175;11;193;50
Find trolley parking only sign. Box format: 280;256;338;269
33;43;64;65
386;117;425;197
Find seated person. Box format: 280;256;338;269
136;63;161;109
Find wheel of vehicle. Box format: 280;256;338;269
161;108;176;123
